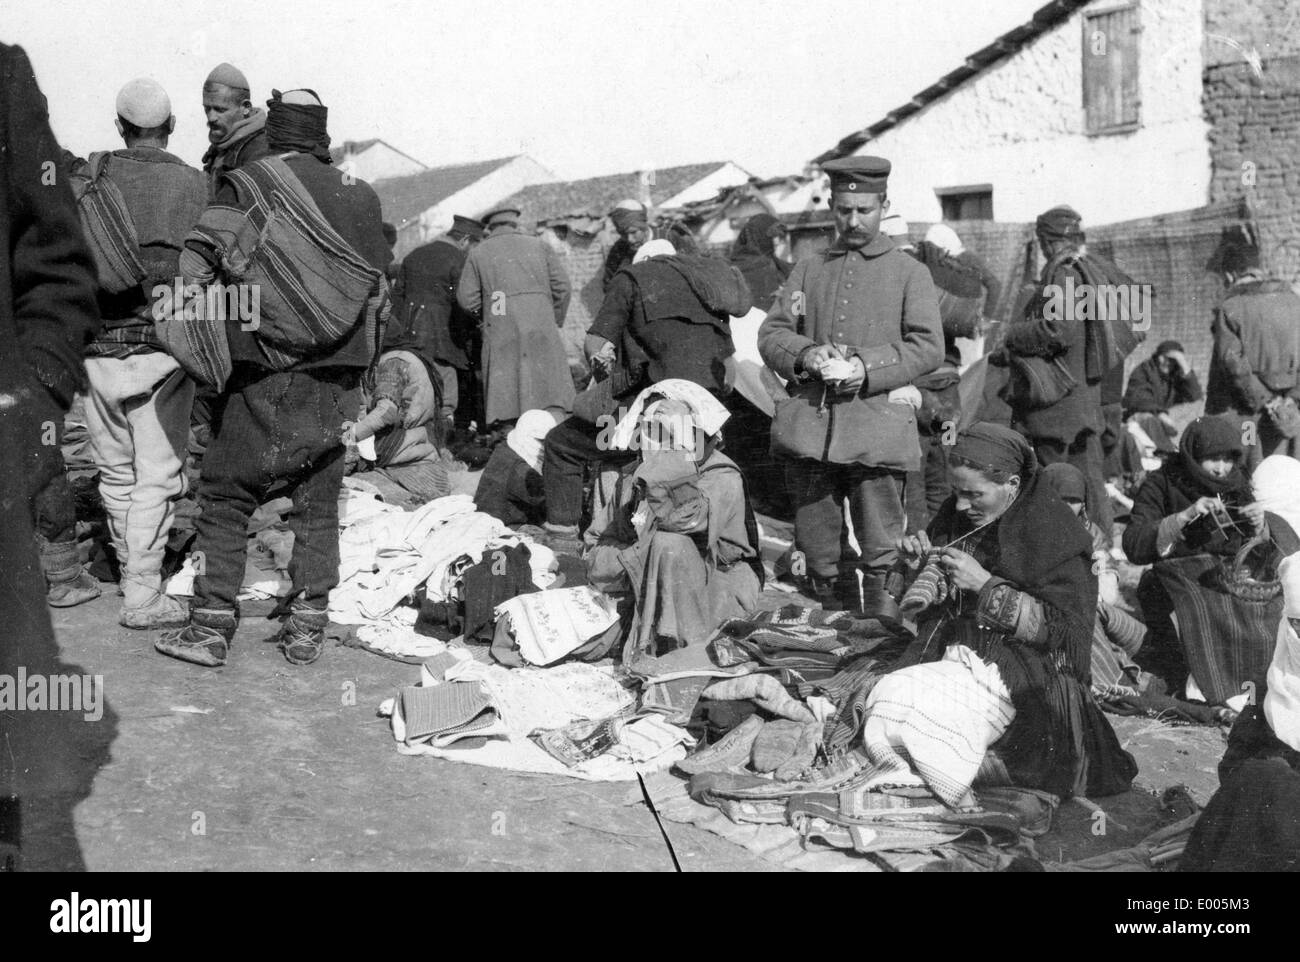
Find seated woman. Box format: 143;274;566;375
1120;416;1269;697
1041;462;1148;699
892;422;1136;799
473;410;560;527
344;325;448;507
1181;555;1300;871
583;386;763;665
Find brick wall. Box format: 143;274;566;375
1204;55;1300;286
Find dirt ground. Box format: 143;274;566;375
16;466;1233;872
18;572;1228;872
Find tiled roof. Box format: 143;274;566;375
372;155;519;229
328;138;383;165
491;161;734;225
813;0;1092;163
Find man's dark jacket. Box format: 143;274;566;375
392;237;473;368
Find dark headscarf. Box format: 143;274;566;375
610;205;648;234
266;89;331;162
372;308;444;462
731;213;782;259
948;422;1038;481
931;422;1095;676
1042;462;1087;502
1166;416;1250;500
729;213;791;312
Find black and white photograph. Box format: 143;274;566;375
0;0;1297;906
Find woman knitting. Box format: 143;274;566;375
891;422;1136;799
1121;417;1273;700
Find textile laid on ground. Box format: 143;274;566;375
1153;553;1280;705
380;647;690;782
494;586;621;666
708;605;901;672
861;645;1016;809
396;680;507;748
330;496;510;624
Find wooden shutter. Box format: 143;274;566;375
1082;3;1141;134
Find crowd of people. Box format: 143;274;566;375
4;43;1300;870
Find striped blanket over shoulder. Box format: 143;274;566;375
184;153;387;374
69;151;148;294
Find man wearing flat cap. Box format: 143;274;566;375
457;206;573;430
63;78;207;629
760;155;943;618
200;62;270;199
998;205;1142;533
392;214;486;433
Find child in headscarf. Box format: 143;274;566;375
583;387;762;666
1123;416;1274;700
1122;415;1264;564
344;314;448;505
1042;462;1149;699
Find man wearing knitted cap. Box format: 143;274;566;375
57;78;207;628
602;200;651;292
996;204;1142;534
156;87;392;670
760;155;943;618
200;62;270;198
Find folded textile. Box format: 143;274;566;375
397;682;507;748
462;542;538;641
330;497;510;625
533;718;622;768
702;674;816;723
494;586;620;667
787;793;1024;856
639;675;713;726
709;605;899;670
861;645;1015;809
689;747;876;805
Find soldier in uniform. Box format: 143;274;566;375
759;155;943;618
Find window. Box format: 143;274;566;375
936;185;994;221
1082;3;1141;135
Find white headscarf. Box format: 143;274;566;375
609;379;730;451
925;223;964;256
632;238;675;264
1264;555;1300;751
506;409;561;474
1253;455;1300;539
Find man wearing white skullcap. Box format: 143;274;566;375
71;78;207;629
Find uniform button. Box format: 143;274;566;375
842;299;848;304
845;283;853;288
